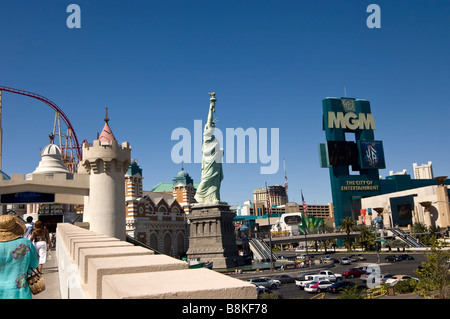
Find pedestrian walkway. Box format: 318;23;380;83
32;248;61;299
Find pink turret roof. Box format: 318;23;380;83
99;122;115;144
98;108;115;144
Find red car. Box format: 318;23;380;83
342;267;366;278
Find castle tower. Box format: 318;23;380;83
172;168;196;214
81;110;131;240
125;159;143;199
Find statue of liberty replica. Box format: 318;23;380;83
187;93;243;269
194;92;224;204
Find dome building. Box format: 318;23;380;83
27;143;73;179
22;143;74;230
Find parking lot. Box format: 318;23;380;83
230;252;427;299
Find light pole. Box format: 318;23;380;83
265;182;274;271
372;207;384;264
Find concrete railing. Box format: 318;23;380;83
56;223;257;299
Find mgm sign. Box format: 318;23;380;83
319;97;386;227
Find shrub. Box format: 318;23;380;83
394;279;418;294
259;292;280;299
337;285;365;299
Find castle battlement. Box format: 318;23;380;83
82;140;131;174
83;139;131;157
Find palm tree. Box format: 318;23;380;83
357;225;374;251
339;217;357;251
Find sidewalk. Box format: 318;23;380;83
32;248;61;299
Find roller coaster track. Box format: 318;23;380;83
0;86;81;172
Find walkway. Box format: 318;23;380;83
32;248;61;299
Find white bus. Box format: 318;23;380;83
271;213;303;236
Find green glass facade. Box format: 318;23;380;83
320;97;450;228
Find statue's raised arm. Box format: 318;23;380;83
207;92;216;127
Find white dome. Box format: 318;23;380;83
40;144;63;157
32;144;70;174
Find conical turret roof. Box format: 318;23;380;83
98;108;115;145
99;122;115;145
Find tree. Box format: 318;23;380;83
415;239;450;299
339;217;357;251
356;225;374;251
412;222;432;246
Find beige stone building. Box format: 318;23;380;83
361;178;450;230
253;184;287;206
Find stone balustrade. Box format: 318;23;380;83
56;223;257;299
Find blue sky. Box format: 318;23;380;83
0;0;449;206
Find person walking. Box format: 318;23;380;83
30;221;51;274
0;215;39;299
23;216;34;240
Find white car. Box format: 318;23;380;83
385;275;419;286
340;257;351;265
304;280;333;293
295;275;327;289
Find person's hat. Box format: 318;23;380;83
0;215;26;242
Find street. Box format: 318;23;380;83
230;251;427;299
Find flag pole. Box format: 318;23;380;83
265;182;274;271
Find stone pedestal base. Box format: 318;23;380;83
187;203;244;269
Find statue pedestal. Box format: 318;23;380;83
186;203;244;269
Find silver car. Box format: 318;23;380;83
247;277;280;290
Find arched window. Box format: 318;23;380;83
147;204;155;215
158;205;169;215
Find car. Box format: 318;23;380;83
362;273;394;285
255;286;271;295
321;256;339;263
385;255;398;262
385;275;419;285
262;277;281;286
295;275;327;289
271;274;296;284
357;254;366;261
247;277;280;289
349;254;360;262
329;257;340;263
327;281;356;293
342;267;366;278
340;257;351;265
294;273;315;282
317;270;343;282
396;254;415;261
304;280;333;293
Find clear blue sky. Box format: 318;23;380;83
0;0;449;206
